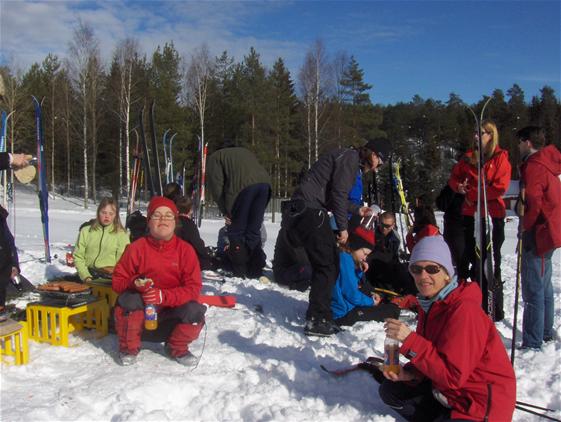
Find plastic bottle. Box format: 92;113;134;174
11;275;23;292
135;277;158;330
144;302;158;330
383;336;400;375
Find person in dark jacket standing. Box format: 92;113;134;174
206;145;271;279
0;152;32;321
517;126;561;350
285;138;390;336
379;236;516;422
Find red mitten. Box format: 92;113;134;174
142;288;163;305
134;278;154;293
391;294;418;311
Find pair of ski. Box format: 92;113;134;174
467;98;496;320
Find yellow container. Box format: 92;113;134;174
86;282;118;308
26;299;109;347
0;319;29;365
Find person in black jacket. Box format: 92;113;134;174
0;152;32;321
435;184;465;268
174;196;212;271
284;138;391;336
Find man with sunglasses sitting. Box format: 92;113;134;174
365;212;415;297
379;235;516;421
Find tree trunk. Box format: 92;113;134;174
82;80;89;209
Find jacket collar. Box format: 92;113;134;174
146;235;177;251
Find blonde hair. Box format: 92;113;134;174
91;197;125;233
470;120;499;165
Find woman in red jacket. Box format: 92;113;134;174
448;120;511;320
379;236;516;421
112;196;205;366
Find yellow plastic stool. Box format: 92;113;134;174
26;299;109;347
86;282;118;308
0;319;29;365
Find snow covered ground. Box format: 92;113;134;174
1;184;560;421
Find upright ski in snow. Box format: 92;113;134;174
466;97;494;319
149;101;163;196
32;96;51;263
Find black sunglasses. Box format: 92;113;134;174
381;223;393;229
410;264;442;275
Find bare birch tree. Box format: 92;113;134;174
66;20;99;208
114;38;140;198
298;40;332;165
185;44;213;150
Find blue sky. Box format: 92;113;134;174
1;0;559;105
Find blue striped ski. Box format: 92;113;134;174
32;96;51;263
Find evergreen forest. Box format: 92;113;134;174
1;23;560;211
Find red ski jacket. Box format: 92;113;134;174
112;235;202;307
400;281;516;421
448;148;511;218
406;224;440;252
520;144;561;256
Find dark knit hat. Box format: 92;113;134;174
348;226;376;251
147;196;178;219
364;138;392;164
409;235;455;278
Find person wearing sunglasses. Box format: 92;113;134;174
378;236;516;422
112;196;205;366
447;120;511;321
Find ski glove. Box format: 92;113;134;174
142;288;164;305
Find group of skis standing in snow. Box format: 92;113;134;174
0;120;559;421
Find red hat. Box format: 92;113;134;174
348;226;375;251
147;196;178;219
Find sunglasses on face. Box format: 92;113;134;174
410;264;442;275
381;223;393;229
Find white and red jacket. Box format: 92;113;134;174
112;235;201;307
400;281;516;421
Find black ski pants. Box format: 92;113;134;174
379;378;473;421
286;207;339;321
228;183;271;251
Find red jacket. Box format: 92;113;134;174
448;148;511;218
520;144;561;256
400;281;516;421
406;224;440;252
112;235;202;307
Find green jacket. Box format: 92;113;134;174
73;223;130;281
206;147;271;215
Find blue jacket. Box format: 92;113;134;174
331;251;374;319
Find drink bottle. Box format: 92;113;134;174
144;303;158;330
135;278;158;330
383;336;400;375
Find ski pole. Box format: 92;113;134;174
515;404;561;421
511;186;525;364
516;401;556;413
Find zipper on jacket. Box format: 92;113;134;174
92;225;106;269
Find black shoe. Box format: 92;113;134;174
543;336;554;343
304;318;342;337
